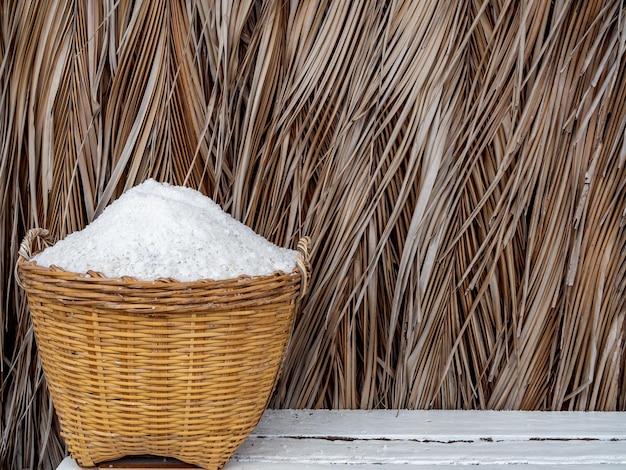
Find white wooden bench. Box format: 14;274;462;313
57;410;626;469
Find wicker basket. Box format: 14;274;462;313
16;228;311;470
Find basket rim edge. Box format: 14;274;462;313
17;256;302;287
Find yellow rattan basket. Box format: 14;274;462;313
16;228;311;470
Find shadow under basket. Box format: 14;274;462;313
16;228;311;470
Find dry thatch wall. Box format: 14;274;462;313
1;1;625;468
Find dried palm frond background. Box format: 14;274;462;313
1;0;625;468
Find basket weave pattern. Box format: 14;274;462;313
17;228;310;469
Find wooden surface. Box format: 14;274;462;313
56;410;626;469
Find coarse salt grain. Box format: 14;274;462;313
32;179;298;281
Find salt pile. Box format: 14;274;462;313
32;179;298;281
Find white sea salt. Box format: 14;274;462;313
32;179;298;281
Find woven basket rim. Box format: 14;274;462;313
19;256;301;286
17;228;312;292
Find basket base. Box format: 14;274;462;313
95;456;199;468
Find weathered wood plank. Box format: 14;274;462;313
252;409;626;441
232;437;626;465
57;410;626;469
59;457;626;470
225;464;626;470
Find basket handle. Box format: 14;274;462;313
18;228;55;260
295;236;312;297
15;228;54;289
